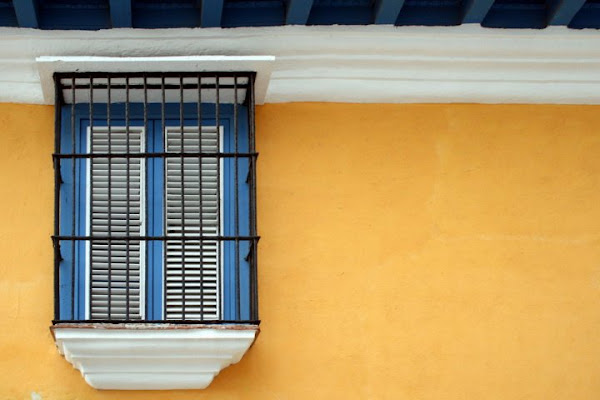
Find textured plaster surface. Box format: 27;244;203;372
0;103;599;398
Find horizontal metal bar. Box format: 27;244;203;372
53;319;260;325
55;71;255;80
53;235;260;241
60;83;250;91
54;152;258;159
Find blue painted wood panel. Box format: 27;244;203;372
109;0;131;27
548;0;586;25
201;0;224;27
396;0;462;26
569;0;600;29
4;0;600;29
0;0;18;26
308;0;372;25
462;0;495;23
39;0;110;30
13;0;39;28
286;0;313;25
222;0;284;27
483;0;548;29
59;103;251;321
373;0;405;24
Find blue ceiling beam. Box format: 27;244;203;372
374;0;405;24
570;2;600;29
547;0;586;26
109;0;132;28
286;0;313;25
13;0;39;28
462;0;495;24
200;0;224;27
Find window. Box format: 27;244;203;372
53;72;259;324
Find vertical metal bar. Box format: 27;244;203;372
234;74;240;320
248;73;258;320
180;76;186;320
215;75;222;320
71;77;76;319
88;77;94;320
161;76;167;320
53;74;62;321
197;75;204;320
125;77;131;320
143;75;148;319
107;76;113;320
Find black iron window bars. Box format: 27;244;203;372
52;72;259;324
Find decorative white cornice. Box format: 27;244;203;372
37;56;275;104
52;324;259;390
1;25;600;104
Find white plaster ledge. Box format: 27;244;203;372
36;55;275;105
52;323;259;390
0;26;599;104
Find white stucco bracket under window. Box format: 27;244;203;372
52;323;259;390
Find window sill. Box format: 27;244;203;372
51;322;259;390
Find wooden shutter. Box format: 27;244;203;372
164;126;220;320
88;127;144;320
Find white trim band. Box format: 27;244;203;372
1;25;600;104
37;56;275;105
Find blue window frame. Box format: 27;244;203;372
57;97;255;322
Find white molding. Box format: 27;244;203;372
0;25;599;104
53;324;259;390
37;56;275;105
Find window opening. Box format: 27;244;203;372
52;72;259;324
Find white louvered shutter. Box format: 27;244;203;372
89;127;144;320
165;126;220;320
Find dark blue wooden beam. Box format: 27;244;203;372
374;0;405;24
286;0;313;25
462;0;495;24
13;0;39;28
570;2;600;29
109;0;132;28
547;0;586;25
201;0;224;27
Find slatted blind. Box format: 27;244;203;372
89;127;144;320
165;126;221;320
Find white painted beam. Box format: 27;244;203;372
0;25;598;105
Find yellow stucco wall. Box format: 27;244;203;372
0;102;599;399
